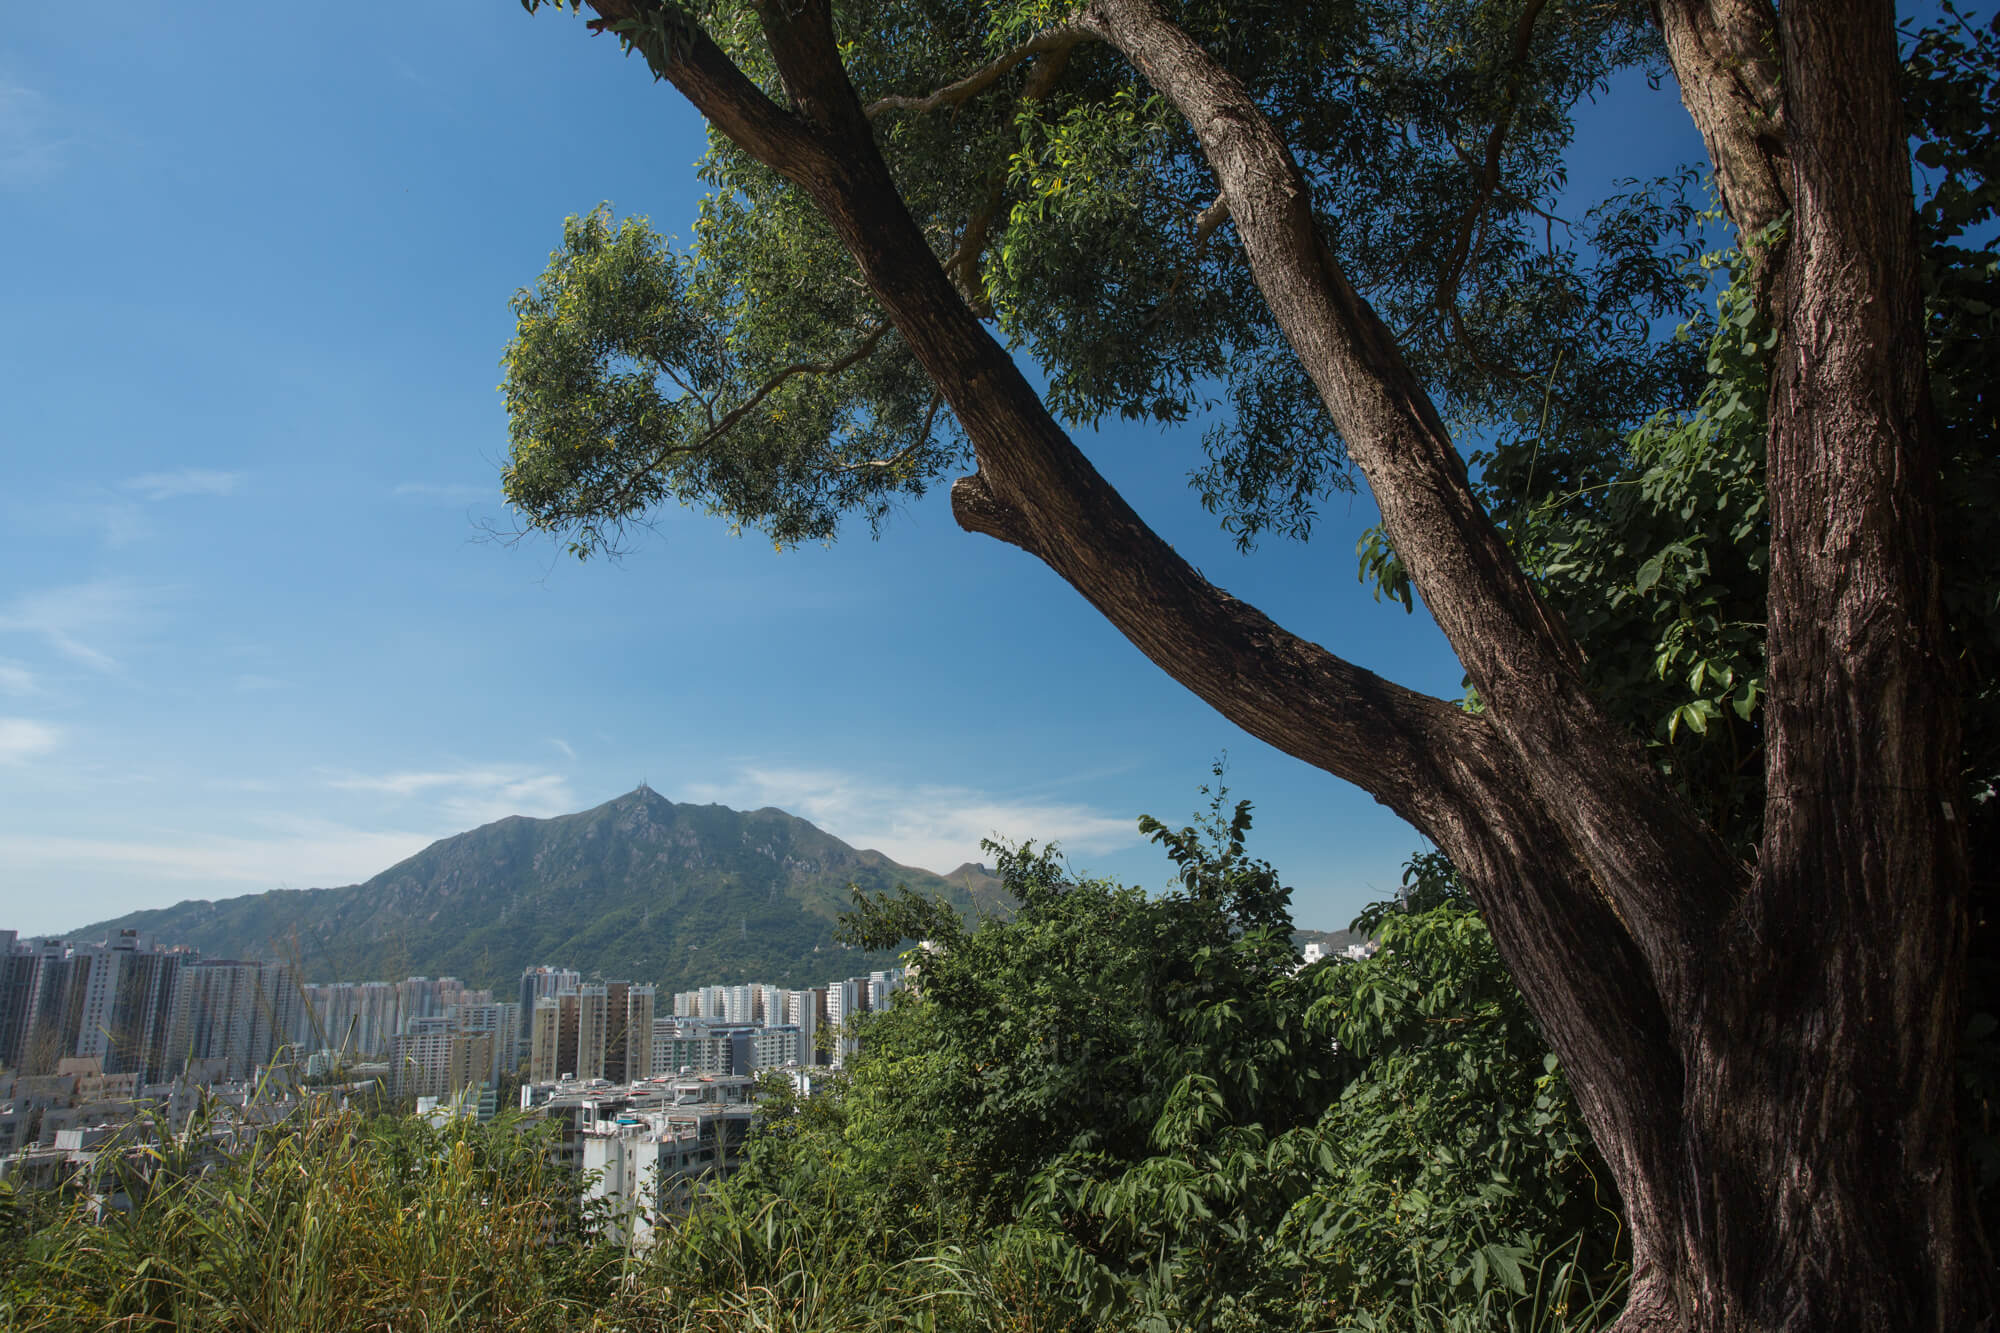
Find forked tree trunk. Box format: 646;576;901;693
566;0;1994;1326
1617;2;1988;1328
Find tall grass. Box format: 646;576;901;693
579;1183;1115;1333
0;1100;1100;1333
0;1096;618;1332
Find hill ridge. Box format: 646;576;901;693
71;787;1005;993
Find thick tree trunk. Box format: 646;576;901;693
571;0;1994;1327
1635;2;1989;1329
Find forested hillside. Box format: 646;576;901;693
72;788;1006;992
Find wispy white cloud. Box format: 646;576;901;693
0;579;160;672
392;482;492;505
550;737;576;761
123;469;245;501
325;765;576;828
0;817;434;891
0;717;61;764
233;673;282;692
683;766;1138;873
327;767;517;796
0;660;35;695
0;81;66;188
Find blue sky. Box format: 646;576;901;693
0;2;1710;940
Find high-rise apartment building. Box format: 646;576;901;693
168;959;300;1083
719;985;754;1025
390;1019;495;1102
10;939;80;1075
396;977;440;1025
869;971;894;1012
529;981;654;1084
0;932;38;1071
0;933;194;1081
296;977;496;1065
604;981;635;1083
390;977;489;1027
529;986;606;1082
784;989;823;1065
652;1021;735;1076
518;966;581;1062
451;1002;522;1084
819;971;906;1067
65;944;123;1068
101;934;187;1084
730;1025;803;1074
299;980;401;1059
651;1016;678;1075
574;985;608;1082
605;983;655;1083
529;996;563;1083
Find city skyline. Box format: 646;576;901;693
4;915;909;1099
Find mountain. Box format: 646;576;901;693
70;788;1008;994
1293;926;1364;955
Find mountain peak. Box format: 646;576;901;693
69;792;1009;991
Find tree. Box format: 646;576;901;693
736;805;1626;1329
825;797;1332;1237
502;0;1993;1327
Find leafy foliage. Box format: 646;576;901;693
821;788;1332;1235
503;204;952;553
1502;252;1772;847
1271;903;1621;1330
690;794;1626;1331
1905;1;2000;1250
504;0;1710;562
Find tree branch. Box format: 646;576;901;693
949;174;1007;317
702;320;892;452
941;37;1082;318
1434;0;1553;331
581;0;833;185
1193;194;1230;248
1074;0;1739;1015
949;472;1034;550
577;320;895;532
865;26;1091;119
570;4;1717;1147
832;394;943;474
591;0;1499;831
1651;0;1790;259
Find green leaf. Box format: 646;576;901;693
1633;551;1666;594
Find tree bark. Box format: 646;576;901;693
568;0;1993;1327
1651;0;1788;243
1658;1;1991;1327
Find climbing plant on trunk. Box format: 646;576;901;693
502;0;1995;1327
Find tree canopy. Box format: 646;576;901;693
503;0;1711;560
